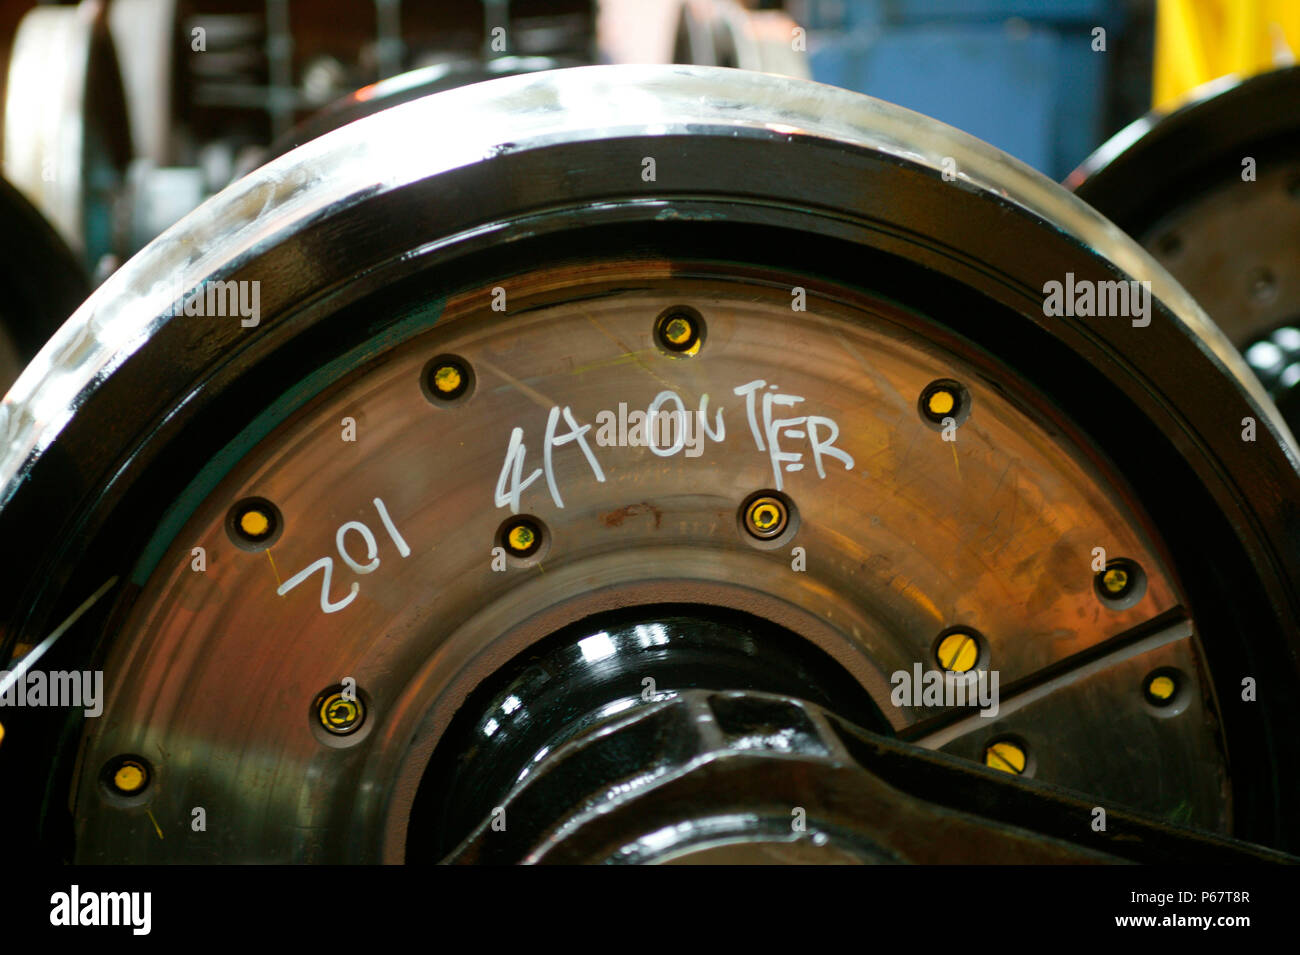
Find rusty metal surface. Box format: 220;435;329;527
72;267;1225;861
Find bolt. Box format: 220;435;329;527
104;755;151;795
1145;671;1178;706
318;690;365;735
229;497;280;548
744;495;788;540
655;308;703;354
664;317;692;346
1095;558;1143;605
936;630;980;672
919;379;967;425
501;516;543;557
926;389;955;417
433;364;463;394
984;740;1026;775
114;763;146;792
1101;567;1129;595
426;357;471;401
239;509;270;539
507;524;535;552
1249;267;1278;304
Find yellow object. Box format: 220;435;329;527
745;496;787;537
433;364;463;394
657;313;702;355
1147;674;1177;701
664;316;693;346
1102;567;1129;594
318;692;363;731
1155;1;1300;110
113;762;147;793
239;509;270;538
750;502;782;531
0;720;5;746
985;741;1027;775
926;389;956;417
324;698;356;725
507;524;536;552
936;631;979;672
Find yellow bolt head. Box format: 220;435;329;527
937;632;979;672
658;313;702;354
1102;567;1129;594
745;496;788;538
664;317;692;345
239;509;270;538
985;741;1026;775
433;365;463;394
325;698;357;725
507;524;536;552
926;389;956;417
319;693;364;733
113;762;147;793
1147;674;1176;701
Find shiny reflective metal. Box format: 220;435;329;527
413;610;889;859
0;65;1298;863
448;689;1289;864
253;55;581;171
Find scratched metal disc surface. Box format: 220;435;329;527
76;268;1222;860
1;66;1298;862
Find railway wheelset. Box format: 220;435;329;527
1;60;1299;864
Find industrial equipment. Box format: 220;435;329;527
1070;65;1300;434
2;65;1297;864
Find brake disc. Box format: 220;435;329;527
1069;66;1300;429
1;65;1298;863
